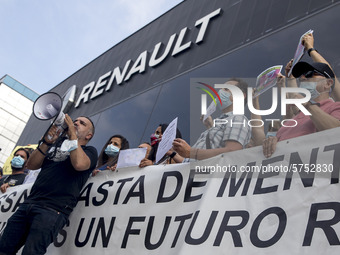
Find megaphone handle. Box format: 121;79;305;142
48;125;65;140
39;123;55;146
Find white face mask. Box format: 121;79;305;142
11;156;25;169
105;144;120;157
218;89;232;110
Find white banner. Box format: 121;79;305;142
1;128;340;254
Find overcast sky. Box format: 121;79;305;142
1;0;183;94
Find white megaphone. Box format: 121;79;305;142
33;92;67;139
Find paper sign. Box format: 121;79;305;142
203;100;216;121
116;148;147;169
288;29;314;77
253;65;282;98
155;117;178;163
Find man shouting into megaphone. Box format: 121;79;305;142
0;114;98;255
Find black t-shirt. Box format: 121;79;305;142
24;145;98;215
0;173;26;186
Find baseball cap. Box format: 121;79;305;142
292;61;335;79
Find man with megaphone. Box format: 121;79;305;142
0;114;98;255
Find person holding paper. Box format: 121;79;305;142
139;124;183;167
173;78;252;161
263;61;340;158
302;33;340;101
92;134;129;175
285;33;340;102
202;86;268;149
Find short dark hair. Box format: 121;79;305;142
97;134;130;168
80;116;95;140
159;123;182;138
147;124;182;162
13;148;30;160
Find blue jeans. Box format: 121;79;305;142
0;203;68;255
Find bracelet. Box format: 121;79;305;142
195;149;199;160
37;147;46;156
307;48;318;57
40;138;53;146
170;152;177;158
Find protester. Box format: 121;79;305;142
139;124;183;167
173;78;251;160
301;33;340;101
201;84;266;149
93;134;129;175
0;148;30;193
263;62;340;158
0;115;98;254
283;33;340;119
201;86;265;149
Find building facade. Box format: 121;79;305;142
0;75;39;168
16;0;340;155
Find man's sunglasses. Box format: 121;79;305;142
302;70;325;78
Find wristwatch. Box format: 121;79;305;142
307;48;318;57
304;100;320;109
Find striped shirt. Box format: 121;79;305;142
192;112;252;149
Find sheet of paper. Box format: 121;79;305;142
203;100;216;121
288;29;314;77
253;65;283;98
116;147;147;169
156;117;178;163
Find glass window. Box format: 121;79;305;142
286;0;310;22
227;0;256;47
246;0;270;40
139;76;190;145
309;0;332;13
89;86;161;151
264;0;289;32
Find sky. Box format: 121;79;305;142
1;0;183;95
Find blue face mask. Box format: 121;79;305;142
218;89;232;110
266;131;277;138
11;156;25;169
299;81;320;99
104;144;120;157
